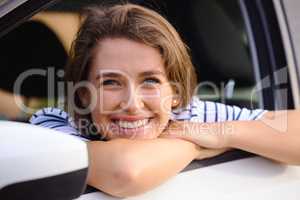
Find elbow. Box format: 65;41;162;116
110;163;143;197
278;160;300;166
283;151;300;165
270;155;300;166
284;158;300;166
89;155;144;198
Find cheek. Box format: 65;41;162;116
96;90;123;114
144;87;173;116
159;86;174;113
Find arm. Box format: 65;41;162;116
163;110;300;165
29;107;227;197
227;110;300;165
87;138;201;197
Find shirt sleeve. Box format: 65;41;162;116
172;96;268;123
29;107;90;141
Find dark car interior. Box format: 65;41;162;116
148;0;258;107
0;20;67;98
0;0;259;122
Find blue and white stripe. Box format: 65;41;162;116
171;97;266;122
30;96;267;141
29;107;90;141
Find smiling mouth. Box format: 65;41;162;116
113;119;151;129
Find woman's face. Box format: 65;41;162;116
82;38;178;140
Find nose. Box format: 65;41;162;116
120;84;145;113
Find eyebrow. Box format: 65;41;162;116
95;70;165;80
95;72;122;80
139;70;165;77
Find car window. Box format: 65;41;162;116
0;18;67;121
125;0;262;108
0;0;264;121
0;1;271;192
158;0;260;108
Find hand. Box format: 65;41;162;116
161;120;231;149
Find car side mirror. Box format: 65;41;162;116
0;121;89;200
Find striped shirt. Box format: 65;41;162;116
29;96;267;141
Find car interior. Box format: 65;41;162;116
0;0;259;153
0;0;260;155
0;0;261;122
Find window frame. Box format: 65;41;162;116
0;0;59;38
273;0;300;108
239;0;294;110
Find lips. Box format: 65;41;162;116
109;115;154;138
115;119;150;129
110;114;153;121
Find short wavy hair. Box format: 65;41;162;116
65;3;197;132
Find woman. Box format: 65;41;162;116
30;3;300;197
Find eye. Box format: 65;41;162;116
101;79;121;86
143;78;161;85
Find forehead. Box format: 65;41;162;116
89;38;166;77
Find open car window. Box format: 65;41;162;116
0;0;264;165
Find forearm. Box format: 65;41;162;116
87;138;200;197
119;138;200;196
226;110;300;165
87;140;131;197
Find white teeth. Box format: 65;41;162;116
116;119;149;129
